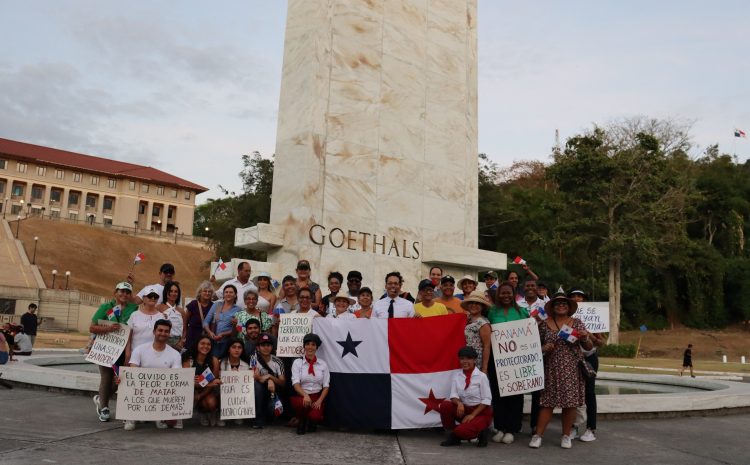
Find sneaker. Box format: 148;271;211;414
124;420;136;431
569;425;578;440
93;395;101;415
561;435;572;449
174;420;183;429
155;421;168;430
501;432;514;444
579;429;596;442
199;413;210;427
99;407;111;422
529;435;542;448
492;431;505;443
216;419;226;427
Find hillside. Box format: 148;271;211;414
15;217;214;298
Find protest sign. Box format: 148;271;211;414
490;319;544;397
220;371;256;420
572;302;610;333
116;367;194;420
85;320;130;367
277;313;313;357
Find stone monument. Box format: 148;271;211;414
235;0;506;292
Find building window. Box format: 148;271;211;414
17;162;27;173
103;198;114;210
50;210;60;218
69;212;78;220
152;205;161;217
107;178;116;188
167;207;174;219
37;166;47;176
157;186;164;196
91;175;99;185
31;186;44;200
11;205;22;215
68;192;79;206
55;169;64;179
170;189;177;198
12;184;24;197
0;180;5;194
0;159;6;169
184;191;191;200
104;218;113;226
129;181;136;191
50;190;62;202
138;203;146;215
86;195;97;208
141;183;149;193
74;172;82;182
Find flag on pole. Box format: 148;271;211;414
557;324;579;343
217;258;227;271
133;252;145;264
735;129;747;138
530;306;548;320
513;256;527;265
196;367;215;387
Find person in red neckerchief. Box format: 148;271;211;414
291;333;330;435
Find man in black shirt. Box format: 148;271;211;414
20;303;40;346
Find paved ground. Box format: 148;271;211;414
1;387;749;465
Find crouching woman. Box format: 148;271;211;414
439;346;493;447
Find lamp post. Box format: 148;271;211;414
15;215;20;238
2;197;8;219
173;226;179;244
51;269;57;288
157;219;162;236
32;236;38;264
65;271;71;290
204;226;210;236
134;220;138;236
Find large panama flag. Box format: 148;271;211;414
312;313;466;429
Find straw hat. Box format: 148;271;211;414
252;272;276;291
457;275;477;289
333;294;356;305
544;288;578;316
460;290;491;311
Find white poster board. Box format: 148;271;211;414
572;302;610;333
220;371;256;420
277;313;313;357
85;320;131;367
490;319;544;397
116;367;194;420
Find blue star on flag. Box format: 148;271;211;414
336;331;362;358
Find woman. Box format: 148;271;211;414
291;333;329;434
486;282;530;444
456;275;478;301
158;281;187;351
203;285;242;358
530;291;593;449
327;294;357;319
320;271;344;316
218;337;251;426
354;287;374;319
438;346;492;447
294;260;322;309
462;291;492;373
235;289;273;338
124;287;166;362
185;281;214;351
183;336;221;426
296;288;322;318
253;272;277;314
505;271;523;303
252;333;286;428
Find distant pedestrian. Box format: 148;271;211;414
20;303;40;346
680;343;695;378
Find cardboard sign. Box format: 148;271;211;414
116;367;194;420
276;313;313;357
220;371;256;420
572;302;610;333
85;320;131;367
490;319;544;397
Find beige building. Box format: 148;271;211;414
0;138;207;234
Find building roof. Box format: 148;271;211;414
0;137;208;193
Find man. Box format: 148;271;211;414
90;282;139;422
345;270;363;312
414;279;449;317
537;282;550;303
428;266;443;299
20;303;40;346
125;319;182;430
483;271;498;290
456;275;478;301
244;319;262;355
277;275;300;313
215;261;257;301
517;280;544;315
134;263;175;305
373;272;417;318
435;276;463;314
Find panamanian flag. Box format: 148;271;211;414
558;324;579;343
312;313;466;429
196;367;215;387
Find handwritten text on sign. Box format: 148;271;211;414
277;314;313;357
85;320;130;367
572;302;610;333
115;367;194;420
220;371;256;420
490;319;544;397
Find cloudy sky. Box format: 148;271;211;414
1;1;748;202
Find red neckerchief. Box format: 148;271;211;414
306;356;317;376
463;368;472;390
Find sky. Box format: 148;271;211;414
1;1;749;203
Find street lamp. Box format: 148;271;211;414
15;215;20;238
32;236;38;264
157;219;162;236
51;269;57;288
2;197;8;219
65;271;71;290
134;220;138;236
173;226;179;244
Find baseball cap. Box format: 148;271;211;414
418;279;435;291
144;286;161;298
115;282;133;292
440;275;455;284
258;334;273;345
483;271;498;280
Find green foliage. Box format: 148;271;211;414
598;343;637;358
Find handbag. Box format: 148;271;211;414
579;358;597;380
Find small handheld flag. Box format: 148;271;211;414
106;305;121;320
133;252;145;264
196;367;215;387
111;364;119;376
530;306;548;320
217;258;227;272
558;324;579;343
735;129;747;138
513;256;527;265
273;393;284;416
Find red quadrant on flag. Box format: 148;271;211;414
388;313;466;374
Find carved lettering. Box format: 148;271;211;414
307;224;420;260
360;232;370;252
388;238;400;257
329;228;345;248
309;224;325;245
373;235;386;255
347;230;357;250
413;241;421;259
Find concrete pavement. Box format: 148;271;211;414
1;387;748;465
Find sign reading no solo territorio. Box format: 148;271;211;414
116;367;194;421
490;319;545;397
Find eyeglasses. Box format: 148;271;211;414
299;295;312;300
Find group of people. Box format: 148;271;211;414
0;303;40;363
85;258;604;448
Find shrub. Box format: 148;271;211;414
598;343;637;358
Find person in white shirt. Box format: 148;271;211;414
517;280;545;315
296;288;322;318
134;263;175;305
124;319;183;431
214;261;258;302
438;346;492;447
291;333;330;435
372;272;418;319
327;295;357;319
